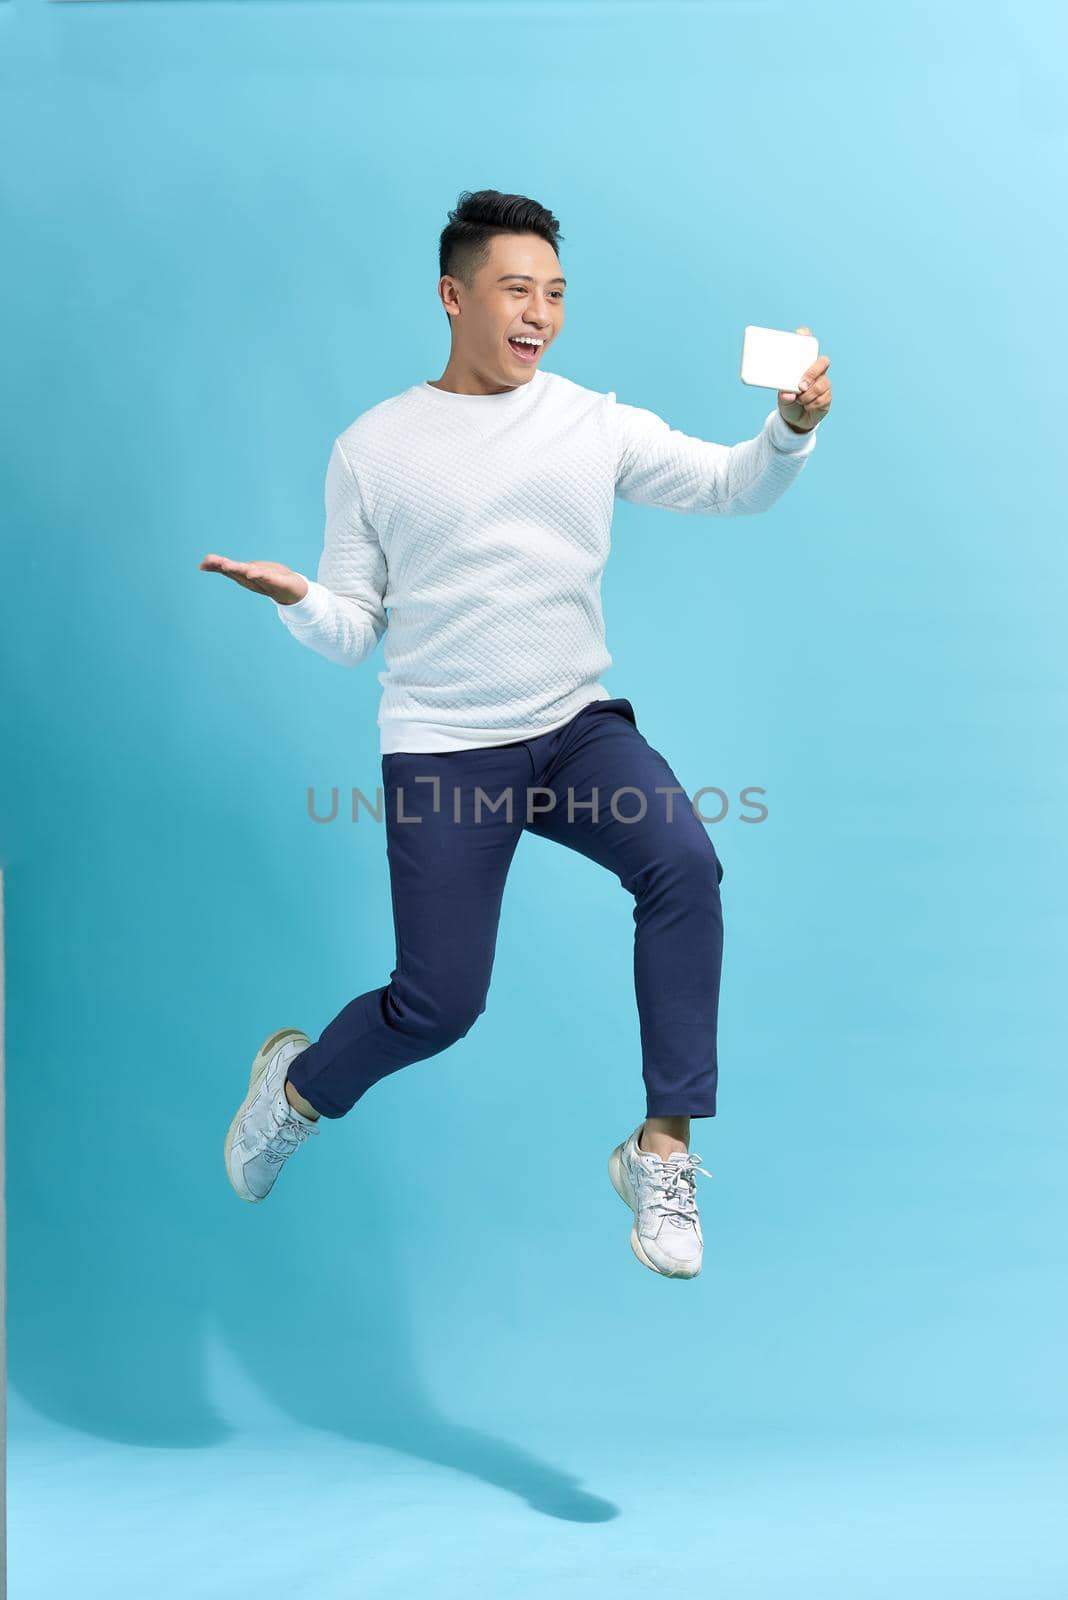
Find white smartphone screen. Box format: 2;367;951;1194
739;326;819;391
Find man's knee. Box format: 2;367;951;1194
661;836;724;897
397;988;487;1048
435;997;486;1046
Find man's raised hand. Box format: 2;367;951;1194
777;327;832;434
199;555;310;606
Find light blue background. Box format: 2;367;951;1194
3;1;1066;1595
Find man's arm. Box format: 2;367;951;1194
276;438;388;667
611;396;817;517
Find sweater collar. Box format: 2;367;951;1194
419;369;545;406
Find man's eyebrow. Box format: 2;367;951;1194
496;274;567;286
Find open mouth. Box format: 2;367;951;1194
507;336;545;363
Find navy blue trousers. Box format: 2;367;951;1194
286;696;725;1121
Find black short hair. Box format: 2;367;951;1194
438;189;564;287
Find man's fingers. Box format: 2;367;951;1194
797;356;830;391
799;376;828;403
202;555;254;580
200;556;294;603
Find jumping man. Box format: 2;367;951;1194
202;189;832;1279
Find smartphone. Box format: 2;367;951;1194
739;325;819;392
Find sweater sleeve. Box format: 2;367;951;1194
611;394;817;517
276;438;388;667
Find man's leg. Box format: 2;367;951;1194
525;698;724;1159
285;1078;321;1120
285;742;529;1119
639;1115;693;1160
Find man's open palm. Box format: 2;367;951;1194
199;554;309;606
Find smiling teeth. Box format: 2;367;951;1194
511;336;543;345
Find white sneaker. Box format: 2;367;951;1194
608;1123;712;1278
224;1028;320;1203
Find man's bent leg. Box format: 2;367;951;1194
286;743;529;1118
524;698;723;1125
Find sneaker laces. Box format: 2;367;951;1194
636;1150;712;1229
259;1092;319;1167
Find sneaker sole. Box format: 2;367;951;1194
224;1027;310;1203
608;1142;701;1279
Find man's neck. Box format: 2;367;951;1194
427;357;520;397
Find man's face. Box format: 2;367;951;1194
441;232;565;384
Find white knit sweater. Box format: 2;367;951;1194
277;367;817;752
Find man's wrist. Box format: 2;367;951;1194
278;578;328;624
767;408;817;453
